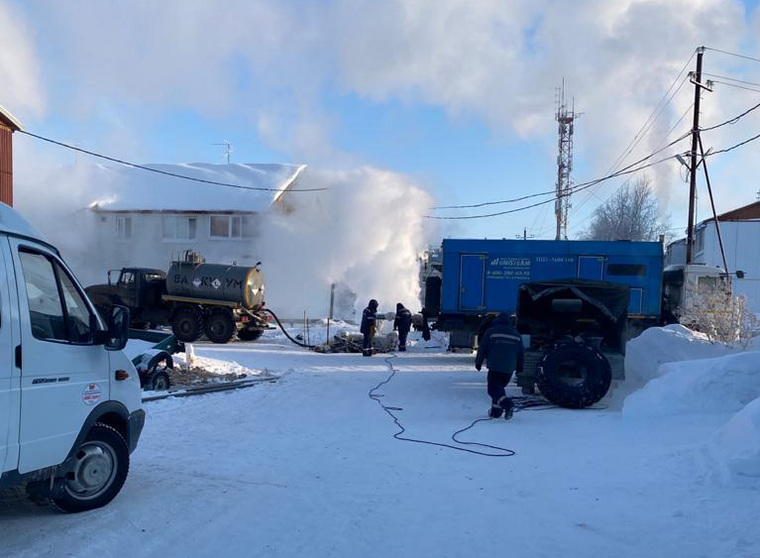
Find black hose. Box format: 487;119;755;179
263;308;318;349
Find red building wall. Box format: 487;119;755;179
0;126;12;207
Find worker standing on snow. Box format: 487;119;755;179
360;299;379;357
475;313;524;420
394;303;413;352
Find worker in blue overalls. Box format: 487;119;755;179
360;299;379;357
394;303;413;352
475;313;524;420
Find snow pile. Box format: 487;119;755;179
624;325;738;392
623;351;760;420
706;397;760;486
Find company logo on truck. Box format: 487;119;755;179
81;383;102;406
175;275;242;289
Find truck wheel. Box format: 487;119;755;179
205;308;236;344
537;343;611;409
237;327;264;341
51;423;130;513
150;370;171;391
172;305;203;342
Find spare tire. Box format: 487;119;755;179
537;342;611;409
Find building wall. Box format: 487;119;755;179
0;126;13;206
694;220;760;313
86;211;264;285
665;240;686;266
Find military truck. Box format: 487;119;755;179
514;279;629;408
86;252;269;344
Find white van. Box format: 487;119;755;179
0;204;143;512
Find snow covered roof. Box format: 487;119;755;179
88;163;307;213
0;105;22;131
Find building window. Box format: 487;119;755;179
694;228;705;254
607;264;646;277
162;216;197;240
116;217;132;240
209;215;256;239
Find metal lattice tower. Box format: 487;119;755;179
555;81;578;240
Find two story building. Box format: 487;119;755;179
86;162;306;279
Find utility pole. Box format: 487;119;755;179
516;227;536;241
555;80;578;241
686;47;705;265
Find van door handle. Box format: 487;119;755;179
15;345;21;369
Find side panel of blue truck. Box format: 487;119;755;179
438;239;664;329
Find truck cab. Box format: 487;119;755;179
87;267;168;327
661;263;729;323
0;204;143;512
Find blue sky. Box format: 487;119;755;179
3;0;760;243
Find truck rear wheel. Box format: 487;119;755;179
537;343;611;409
51;423;130;513
205;308;236;344
237;327;264;341
172;305;203;342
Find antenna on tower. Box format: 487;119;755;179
554;80;580;240
213;140;233;164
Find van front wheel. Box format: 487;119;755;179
52;423;130;513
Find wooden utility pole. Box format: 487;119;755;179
685;47;705;264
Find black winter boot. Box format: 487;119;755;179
488;405;503;419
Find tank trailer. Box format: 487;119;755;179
86;252;268;344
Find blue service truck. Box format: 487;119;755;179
427;239;664;348
423;239;665;408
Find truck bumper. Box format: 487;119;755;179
127;409;146;454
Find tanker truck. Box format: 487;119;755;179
86;251;268;344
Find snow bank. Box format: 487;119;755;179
624;325;737;392
623;351;760;419
706;396;760;486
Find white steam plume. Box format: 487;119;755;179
258;167;434;319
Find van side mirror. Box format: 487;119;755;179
105;305;130;351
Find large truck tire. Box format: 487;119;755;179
205;307;236;344
237;327;264;341
51;423;130;513
171;305;203;342
537;342;612;409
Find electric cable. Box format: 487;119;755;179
425;151;683;220
700;100;760;132
369;355;516;457
703;130;760;156
426;130;690;217
710;80;760;95
431;52;695;215
704;46;760;66
570;102;694;234
17;130;327;193
702;73;760;90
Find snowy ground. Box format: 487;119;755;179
1;329;759;558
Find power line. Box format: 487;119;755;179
702;72;760;89
704;46;760;65
710;79;760;95
431;131;691;213
608;68;692;174
570;56;696;221
17;130;327;193
704;129;760;156
425;152;681;220
700;99;760;131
